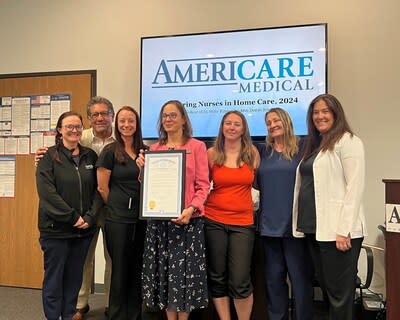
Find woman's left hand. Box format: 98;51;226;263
336;234;352;251
171;207;193;225
77;222;89;229
136;149;146;168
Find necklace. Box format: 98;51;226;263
166;142;183;150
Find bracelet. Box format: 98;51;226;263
188;205;198;213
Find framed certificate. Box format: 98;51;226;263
140;150;186;219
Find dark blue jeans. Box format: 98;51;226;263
40;236;92;320
262;236;313;320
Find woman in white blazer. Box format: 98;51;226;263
292;94;367;320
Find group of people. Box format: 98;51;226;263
35;93;367;320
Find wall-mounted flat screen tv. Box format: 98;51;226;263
140;23;327;140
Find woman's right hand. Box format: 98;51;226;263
73;216;88;229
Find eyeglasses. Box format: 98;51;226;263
63;124;83;131
89;111;111;119
162;112;178;120
224;121;242;127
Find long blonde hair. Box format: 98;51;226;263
265;108;299;160
213;110;256;169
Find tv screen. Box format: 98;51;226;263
140;23;327;140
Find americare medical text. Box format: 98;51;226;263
151;52;314;93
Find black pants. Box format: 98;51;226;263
305;234;363;320
105;220;146;320
204;219;255;298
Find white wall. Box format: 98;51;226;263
1;0;399;296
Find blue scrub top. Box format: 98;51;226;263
256;142;302;237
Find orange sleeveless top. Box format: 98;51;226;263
205;163;254;226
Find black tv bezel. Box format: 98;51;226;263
140;23;328;143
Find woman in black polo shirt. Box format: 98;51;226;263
97;106;146;320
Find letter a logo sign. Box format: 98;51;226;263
386;204;400;233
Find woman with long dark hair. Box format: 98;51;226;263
293;94;367;319
36;111;100;320
97;106;147;320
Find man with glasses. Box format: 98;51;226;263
35;96;115;320
73;96;115;320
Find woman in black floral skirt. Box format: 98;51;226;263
137;100;210;320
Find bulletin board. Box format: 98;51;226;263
0;93;73;157
0;70;96;288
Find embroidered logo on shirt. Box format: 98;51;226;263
85;164;94;170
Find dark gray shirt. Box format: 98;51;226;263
297;152;318;234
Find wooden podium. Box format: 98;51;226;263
382;179;400;320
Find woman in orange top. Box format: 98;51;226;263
205;110;260;320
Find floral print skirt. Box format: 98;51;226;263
142;218;208;313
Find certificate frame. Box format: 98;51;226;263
140;150;186;220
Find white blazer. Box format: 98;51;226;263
292;132;367;241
